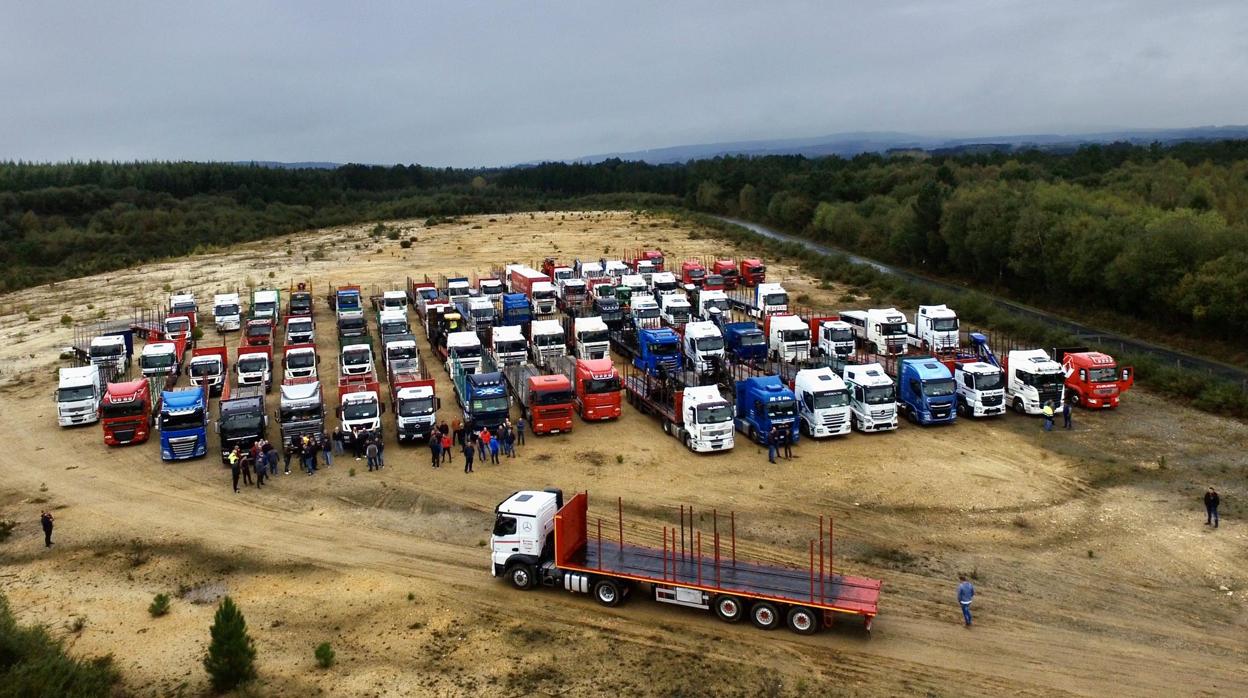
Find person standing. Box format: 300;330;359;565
478;427;491;461
320;432;333;467
40;510;54;547
440;431;453;464
366;439;380;472
1062;396;1073;430
430;432;442;468
283;439;295;475
1205;487;1220;528
515;417;526;446
260;439;276;476
1042;401;1055;431
255;455;266;488
332;426;345;455
452;419;464;448
489;435;501;464
352;426;365;460
503;425;515;458
374;432;386;469
957;575;975;626
463;439;475;474
767;426;779;464
241;452;254;487
782;427;793;460
230;450;242;493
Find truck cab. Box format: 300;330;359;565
169;293;197;317
792;368;852;438
692;288;730;320
1004;350;1066;415
531;281;558;317
954;361;1006;417
817;320;856;357
213;293;242;331
339;380;383;439
682;321;725;375
721;321;767;363
629;296;661;329
766;314;811;363
465;297;496;331
251;289;280;322
734;375;799;444
340;343;376;378
529;320;567;368
101;379;153;445
283;344;318;380
907;304;960;352
389;363;437;444
555;356;621;421
842;363;898;432
592;295;624;329
501;293;532;326
477;277;504;302
243;318;274;347
335;286;364;321
636;327;682;375
336;314;368;341
738;258;764;286
140;342;181;379
217;385;267;462
56;366;103;427
620;274;648;300
1058;349;1133;409
164;312;195;342
383;336;418;376
451;355;509;431
730;283;788;318
158;387;208;460
445;277;472;305
604;260;630;277
571;316;610;360
659;294;692;329
651;272;681;299
712;259;740;289
378;309;410;341
557;277;589;308
446;331;484;374
490;489;560;578
89;334;130;377
841;308;907;356
680;259;707;288
278;378;324;447
680;385;735;452
236;347;273;393
381;290;408;313
285;315;315;345
288;286;313;316
188;347;227;396
896;356;957;425
490;325;528;367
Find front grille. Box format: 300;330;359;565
1040;388;1063;404
982;394;1003;406
113;429;136;443
870;408;893;420
821;415;847;428
931;407;951;420
543;408;572;419
170;436;198;457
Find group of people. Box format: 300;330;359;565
336;425;385;471
428;417;526;473
228;431;337;492
1041;396;1075;432
765;425;795;464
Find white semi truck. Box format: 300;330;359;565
907;305;960;352
56;366;103;427
1003;349;1065;415
842;363;898;432
792;367;852;438
840;308;907;356
953;361;1006;417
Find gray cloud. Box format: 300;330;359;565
2;0;1246;166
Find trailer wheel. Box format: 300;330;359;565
786;606;819;635
749;601;781;630
506;564;534;591
713;596;744;623
593;579;622;607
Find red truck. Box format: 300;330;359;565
502;365;574;434
739;258;766;286
711;259;740;289
101;378;164;446
188;345;229;397
163;311;197;342
549;355;621;421
491;489;881;634
242;318;274;348
680;259;708;288
1056;348;1134;409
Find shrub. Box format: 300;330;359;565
0;519;16;541
203;596;257;692
60;314;73;326
0;592;120;696
149;593;171;617
399;240;412;249
386;229;400;240
315;642;335;669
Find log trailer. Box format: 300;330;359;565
491;489;881;634
623;365;734;453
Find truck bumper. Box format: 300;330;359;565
974;405;1006;417
59;414;100;427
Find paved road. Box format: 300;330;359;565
715;216;1248;386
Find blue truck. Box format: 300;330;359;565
609;326;682;375
733;375;800;444
158;386;208;460
450;353;510;431
501;293;532;326
895;356;957;425
720;321;767;363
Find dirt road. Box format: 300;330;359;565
1;212;1245;696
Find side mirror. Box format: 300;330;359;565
335;407;342;418
434;397;443;409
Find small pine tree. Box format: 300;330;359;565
315;642;335;668
203;596;256;692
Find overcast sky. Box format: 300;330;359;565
2;1;1246;167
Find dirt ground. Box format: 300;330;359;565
0;211;1244;697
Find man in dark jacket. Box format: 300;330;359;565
463;440;475;473
41;510;54;547
1205;487;1220;528
957;575;975;626
430;432;442;468
781;427;793;460
767;426;779;464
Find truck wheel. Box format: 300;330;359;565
750;601;781;630
1013;398;1025;414
506;564;534;591
713;595;744;623
786;606;819;635
1070;392;1081;407
593;579;622;607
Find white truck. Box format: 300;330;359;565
907;305;960;352
89;334;130;377
792;367;852;438
56;366;103;427
693;288;730;320
680;385;736;452
378;309;410;339
285;316;315;345
1003;349;1065;415
381;290;408;312
477;277;504;302
816;320;856;357
659;294;692;328
446;331;484;374
169;293;197;316
651;272;682;298
840;308;907;356
465;296;496;330
490;325;529;367
630;296;661;329
251;289;280;320
682;321;725;375
338;382;383;440
284;345;319;380
954;361;1006;417
767;315;811;363
213;293;242;331
619;274;648;298
140;342;180;379
557;277;588;307
529;320;567;368
604;260;630;277
570;316;610;360
382;337;418;377
842;363;898;432
531;280;558;317
340;344;375;377
446;278;471;305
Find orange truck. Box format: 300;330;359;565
502;364;574;434
1055;348;1134;409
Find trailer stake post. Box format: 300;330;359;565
731;511;736;567
618;496;624;549
663;527;668;580
809;540;815;602
696;532;702;586
680;505;686;562
597;518;602;570
819;515;825;604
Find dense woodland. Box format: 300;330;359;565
4;140;1248;348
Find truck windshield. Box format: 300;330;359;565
399;397;435;417
931;318;959;332
254;302;276;315
1088;367;1118;383
533;290;555;300
289;320;312;332
881;322;907;336
338;318;365;332
535;335;562;347
58;385;96;402
471;308;494;320
828;329;854;343
1038;373;1065;389
781;329;810;343
495;340;526;354
634;307;659;319
812;390;850;409
142;354;175;369
696;403;732;424
451;345;482;358
749;265;765;275
973;373;1003;391
343;351;370;366
667;309;690;323
290;297;311;311
471;397;509;413
686;269;705;280
765;399;796;417
219;414;262;437
585;377;620;393
388;347;416;361
739;333;765;347
763;293;787;306
580;331;609;344
923;379;956;397
288;353;315;368
102;400;144;418
381;321;408;335
190;362;219;377
654;281;678;292
171;303;196;314
160;408;204;430
238;357;267;373
706;299;730;313
90;344;122;357
280;404;322;422
864;385;896;404
418;288;438;300
343;402;378;420
534;389;575;406
246;324;270;337
648;342;680;357
695;337;725;351
166;319;190;332
214;304;239;316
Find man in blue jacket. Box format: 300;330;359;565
958;575;975;626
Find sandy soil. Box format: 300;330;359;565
1;211;1245;697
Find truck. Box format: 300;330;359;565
610;326;682;375
475;273;505;302
765;314;811;363
1002;349;1066;415
377;308;411;343
659;294;693;330
158;386;208;460
331;285;364;321
680;259;707;288
528;319;568;368
651;272;681;299
500;293;532;326
336;313;368;343
338;375;384;443
340;342;375;378
139;338;186;380
287;282;314;317
629;296;662;329
840;308;907;356
739;258;766;286
734;375;800;445
619;274;648;302
446;331;484;375
169;292;197;316
250;289;280;322
728;283;788;318
556;277;589;310
242;318;274;348
388;358;438;444
894;356;957;425
285;315;315;345
236;344;273;393
283;343;318;380
382;334;419;377
565;316;611;361
490;324;529;367
508;266;558;316
541;258;574;283
217;383;268;462
164;311;196;342
682;321;725;376
406;278;439;318
276;376;324;448
816;319;856;358
842;364;898;433
450;354;509;432
441;275;472;305
490;489;880;633
460;296;497;334
550;355;622;421
376;289;408;314
690;287;730;321
56;365;104;427
953;361;1006;418
632;249;665;272
791;367;852;438
88;330;133;379
213;293;242;331
188;346;229;397
1056;348;1134;409
625;366;735;452
101;378;158;446
427;308;464;360
711;259;740;289
503;364;575;435
906;305;960;352
720;321;767;364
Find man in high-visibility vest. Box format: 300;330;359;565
1042;402;1055;432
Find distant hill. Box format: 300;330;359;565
574;126;1248;164
233;160;342;169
